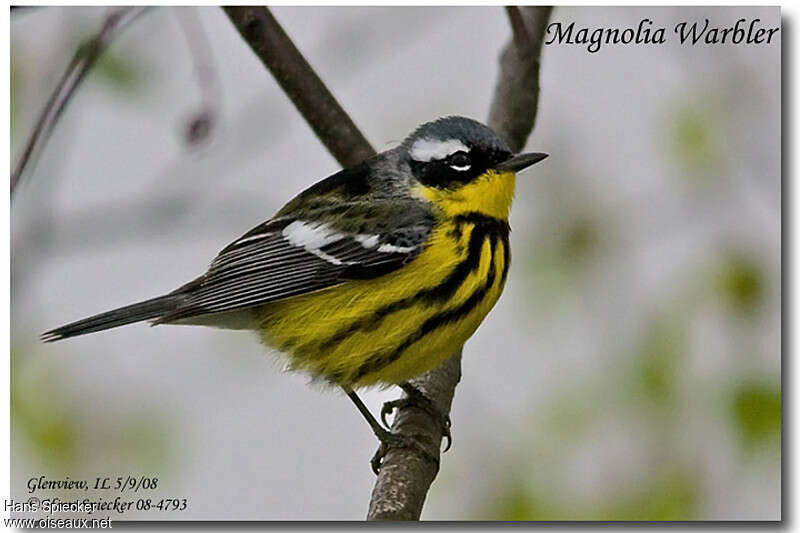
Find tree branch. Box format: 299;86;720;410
505;6;529;48
222;5;551;520
10;6;148;197
489;6;552;152
366;352;462;519
223;7;375;167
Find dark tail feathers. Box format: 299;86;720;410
41;294;180;342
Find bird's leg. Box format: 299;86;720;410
343;387;439;474
380;382;452;452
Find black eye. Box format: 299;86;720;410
448;151;471;170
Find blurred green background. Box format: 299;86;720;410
10;6;780;520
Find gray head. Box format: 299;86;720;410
399;116;547;188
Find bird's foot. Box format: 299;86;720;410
370;427;439;475
380;383;452;453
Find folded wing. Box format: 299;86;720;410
158;216;430;323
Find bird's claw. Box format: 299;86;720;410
380;398;404;428
380;385;453;453
370;430;440;475
441;416;453;452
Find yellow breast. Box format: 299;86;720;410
256;221;509;388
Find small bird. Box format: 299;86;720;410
43;116;547;471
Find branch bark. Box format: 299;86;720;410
489;7;552;152
10;6;148;197
222;5;551;521
223;7;375;167
366;353;462;519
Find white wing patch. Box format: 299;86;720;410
409;137;469;162
282;221;346;265
354;234;380;248
281;221;398;266
282;221;342;249
377;243;416;254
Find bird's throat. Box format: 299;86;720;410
417;170;515;221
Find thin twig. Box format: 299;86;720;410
174;7;222;146
10;7;148;197
224;7;375;167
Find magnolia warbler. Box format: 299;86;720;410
43;116;547;471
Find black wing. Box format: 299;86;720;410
158;215;431;323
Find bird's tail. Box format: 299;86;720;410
41;294;180;342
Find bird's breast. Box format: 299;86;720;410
256;213;511;387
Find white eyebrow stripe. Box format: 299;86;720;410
409;138;469;162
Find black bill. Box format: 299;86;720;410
496;152;549;172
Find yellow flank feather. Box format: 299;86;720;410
257;170;516;388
